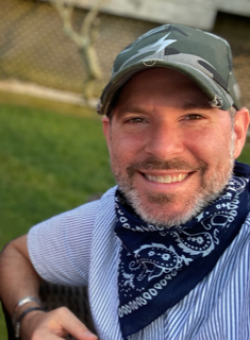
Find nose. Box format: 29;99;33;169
144;122;184;159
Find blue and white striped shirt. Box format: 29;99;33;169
28;187;250;340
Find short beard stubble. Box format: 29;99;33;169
111;136;235;228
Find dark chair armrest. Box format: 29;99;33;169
1;302;16;340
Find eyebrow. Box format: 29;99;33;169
118;105;148;114
180;100;212;110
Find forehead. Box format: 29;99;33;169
115;68;212;111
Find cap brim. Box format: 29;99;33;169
100;61;234;116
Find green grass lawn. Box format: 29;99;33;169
0;104;116;249
0;103;249;338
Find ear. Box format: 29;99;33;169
234;107;250;159
102;116;111;151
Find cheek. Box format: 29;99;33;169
185;128;233;164
112;131;146;157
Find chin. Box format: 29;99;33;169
122;190;207;228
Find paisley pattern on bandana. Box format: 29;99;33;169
115;164;250;338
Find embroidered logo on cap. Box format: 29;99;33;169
209;95;223;108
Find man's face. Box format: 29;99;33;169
103;68;248;227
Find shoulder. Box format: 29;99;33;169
60;186;117;222
29;186;117;233
27;187;118;284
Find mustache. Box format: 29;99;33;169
126;157;207;177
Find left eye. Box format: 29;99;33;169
184;114;203;120
127;117;145;123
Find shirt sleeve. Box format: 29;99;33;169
27;200;100;286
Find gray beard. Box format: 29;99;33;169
112;130;235;228
119;173;232;228
115;154;234;228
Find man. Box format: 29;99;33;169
0;23;250;340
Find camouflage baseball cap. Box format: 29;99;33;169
97;23;241;116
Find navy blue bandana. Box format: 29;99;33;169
115;162;250;338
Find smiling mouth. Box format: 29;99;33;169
144;173;189;184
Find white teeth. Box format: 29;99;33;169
145;174;188;184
